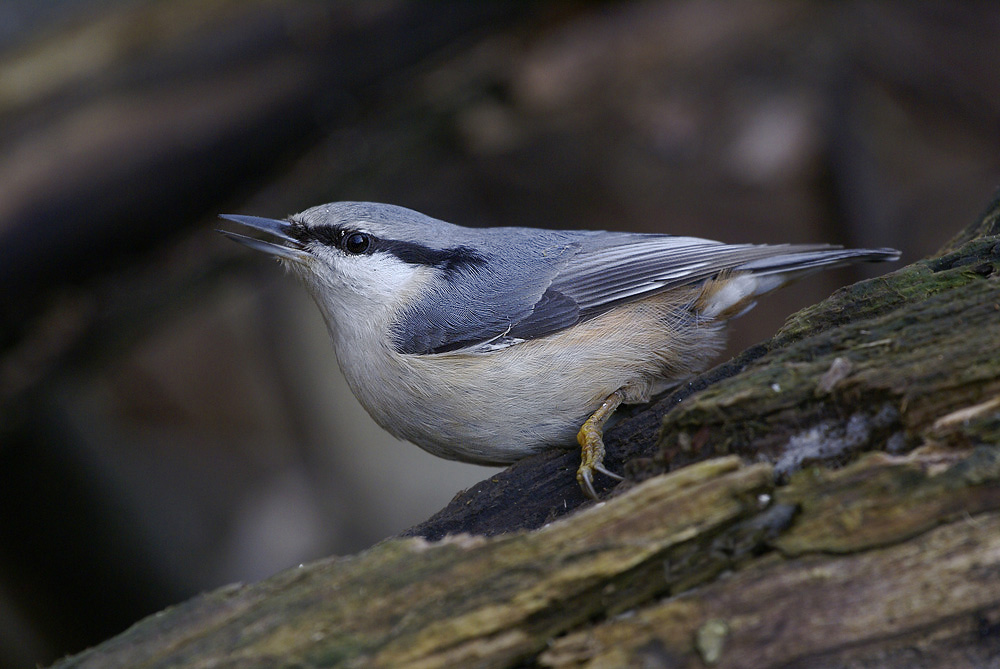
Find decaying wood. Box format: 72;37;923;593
54;197;1000;667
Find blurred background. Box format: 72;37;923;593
1;1;998;665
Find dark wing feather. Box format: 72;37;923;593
507;287;580;341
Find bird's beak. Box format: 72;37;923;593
217;214;308;262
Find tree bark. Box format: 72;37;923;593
54;195;1000;668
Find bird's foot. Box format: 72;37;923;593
576;390;625;499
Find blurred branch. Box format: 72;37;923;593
0;0;525;346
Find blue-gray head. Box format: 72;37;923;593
219;202;581;354
222;202;483;273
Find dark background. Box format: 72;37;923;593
1;1;998;666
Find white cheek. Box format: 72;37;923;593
335;253;424;301
290;250;431;338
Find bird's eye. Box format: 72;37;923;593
341;231;372;255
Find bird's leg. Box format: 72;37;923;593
576;389;626;499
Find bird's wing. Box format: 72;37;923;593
390;233;581;355
393;231;898;355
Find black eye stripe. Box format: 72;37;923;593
289;221;341;246
376;240;486;274
292;224;372;253
292;223;486;273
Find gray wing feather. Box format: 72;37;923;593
394;229;898;355
552;235;835;318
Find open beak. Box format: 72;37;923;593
218;214;309;262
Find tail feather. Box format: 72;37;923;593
736;247;901;276
698;246;900;320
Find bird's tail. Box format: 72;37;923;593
696;245;900;321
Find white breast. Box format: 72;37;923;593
333;290;726;465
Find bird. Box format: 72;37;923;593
220;202;899;499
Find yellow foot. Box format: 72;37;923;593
576;390;625;499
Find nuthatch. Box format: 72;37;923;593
220;202;898;499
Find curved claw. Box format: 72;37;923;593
593;463;624;481
576;462;622;501
578;467;598;501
